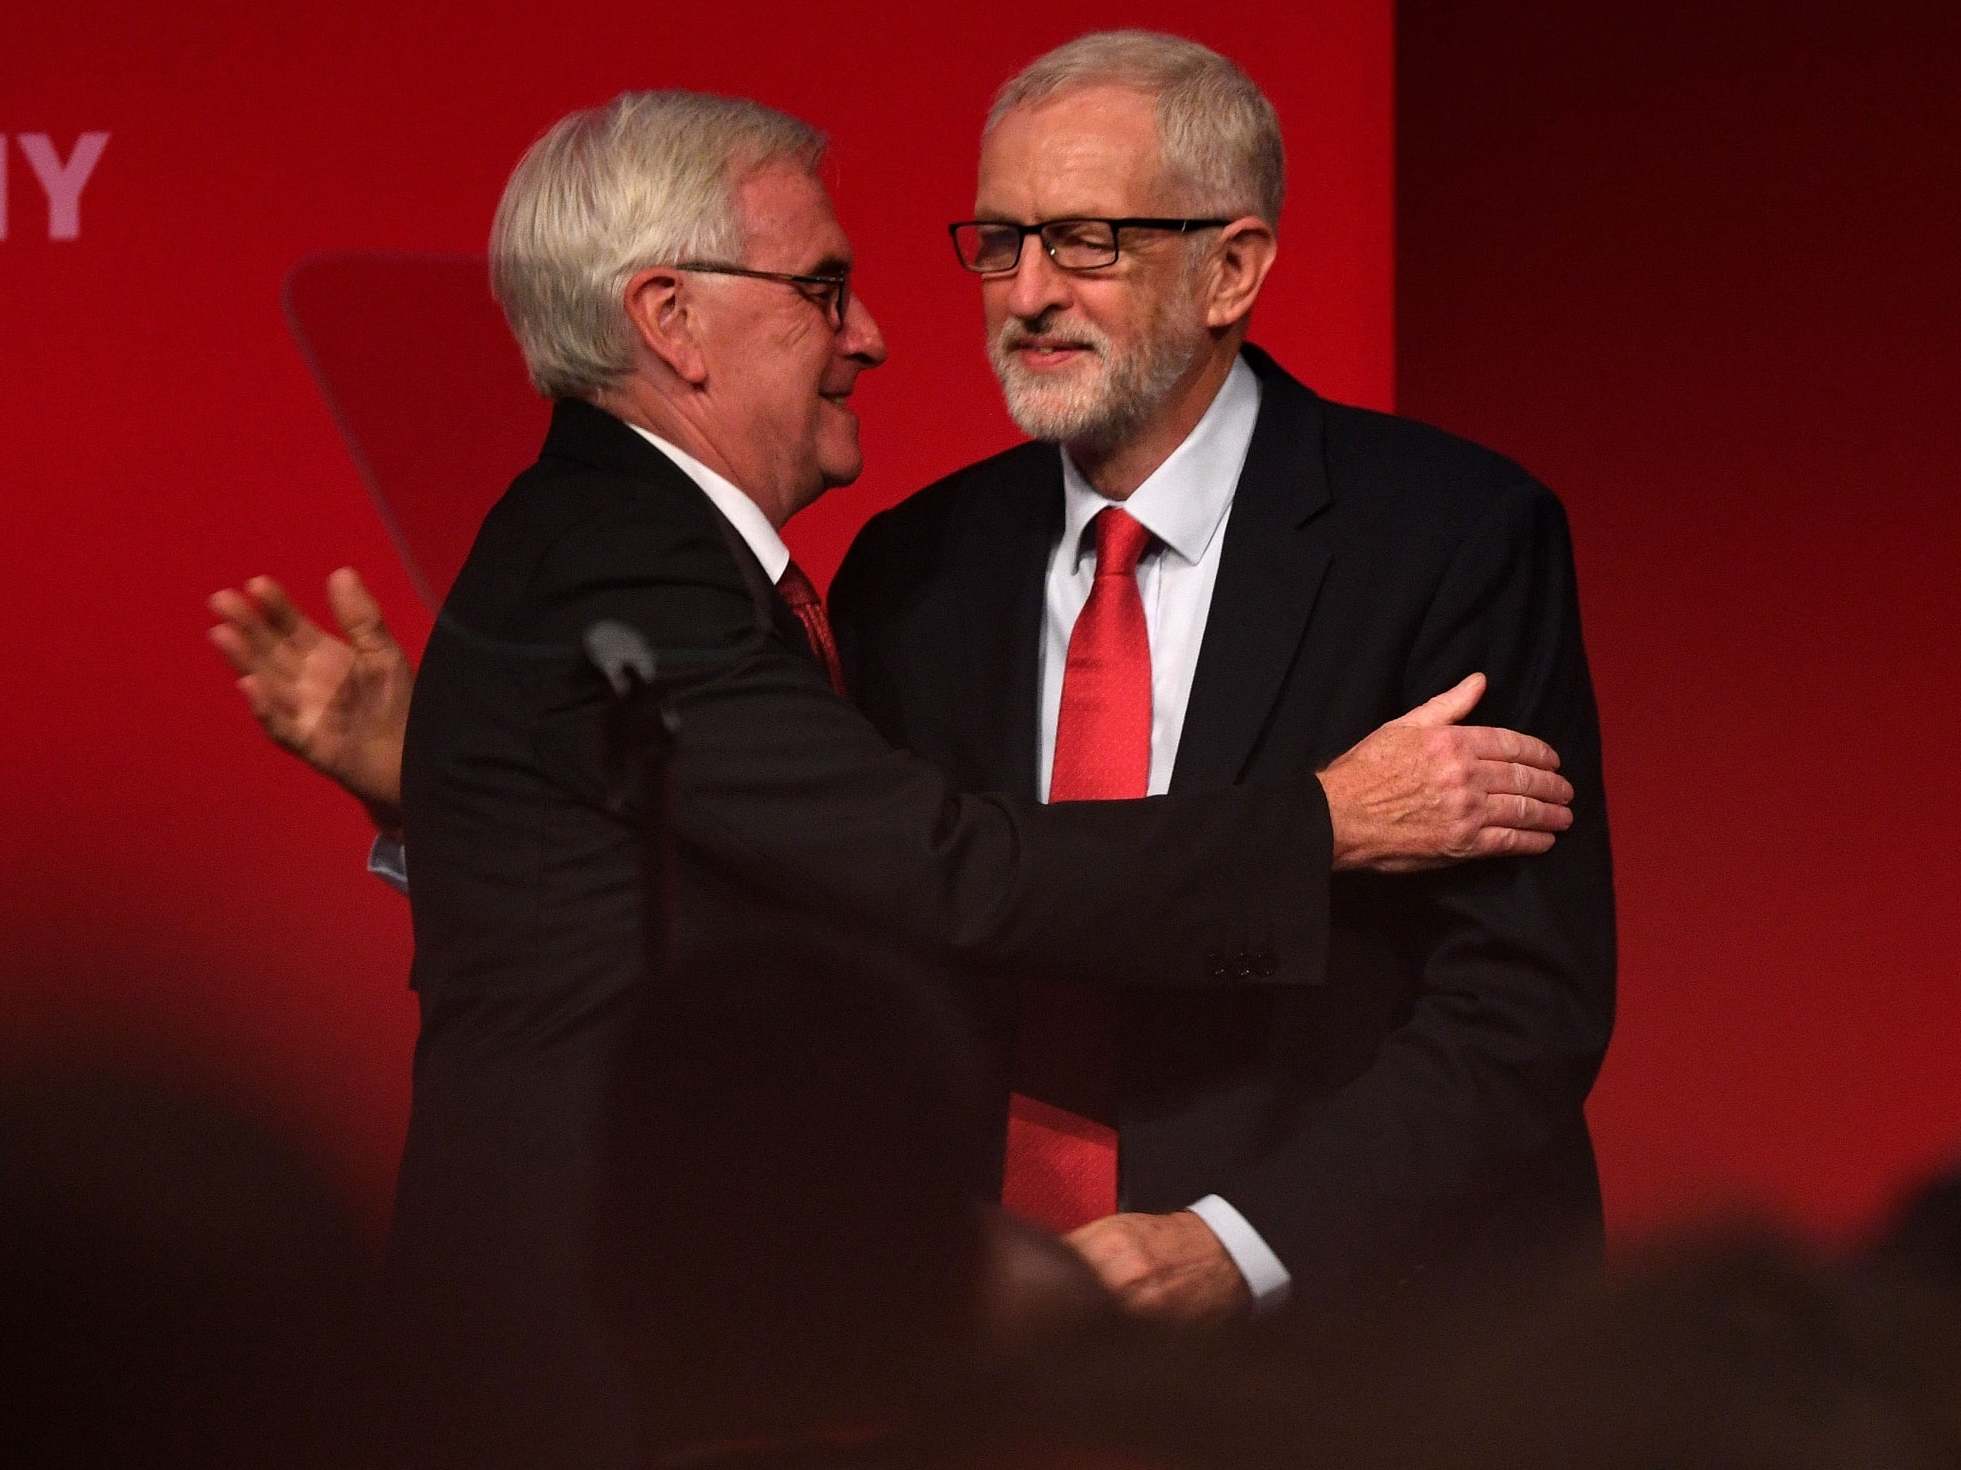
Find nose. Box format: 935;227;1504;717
839;290;887;368
1000;236;1073;321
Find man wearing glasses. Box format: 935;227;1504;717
830;30;1615;1323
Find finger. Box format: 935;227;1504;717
1460;724;1560;770
206;587;282;661
325;566;399;652
1472;826;1556;858
1390;671;1485;729
1069;1237;1144;1293
205;622;256;677
244;575;318;644
1061;1216;1113;1249
1058;1230;1112;1275
207;585;262;631
1475;761;1574;806
209;622;305;695
1486;793;1575;833
235;674;275;726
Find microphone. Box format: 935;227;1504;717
584;619;657;699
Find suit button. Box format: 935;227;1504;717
1205;952;1227;978
1255;951;1278;977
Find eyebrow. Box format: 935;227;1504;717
808;253;852;276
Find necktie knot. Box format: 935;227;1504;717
776;560;821;610
1091;506;1152;579
775;560;846;696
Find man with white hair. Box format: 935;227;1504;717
831;30;1616;1321
219;86;1576;1462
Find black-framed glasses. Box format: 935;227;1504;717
947;217;1230;274
675;262;852;329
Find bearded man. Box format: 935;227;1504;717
830;30;1616;1321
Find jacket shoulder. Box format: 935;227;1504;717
443;450;751;643
1257;349;1568;537
833;439;1051;610
861;439;1052;545
1314;396;1562;525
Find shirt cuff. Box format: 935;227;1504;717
1186;1194;1292;1312
367;834;408;895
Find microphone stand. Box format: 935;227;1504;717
584;619;678;978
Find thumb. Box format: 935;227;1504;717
325;566;398;652
1393;671;1486;728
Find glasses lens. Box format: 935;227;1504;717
958;223;1023;272
1043;220;1119;269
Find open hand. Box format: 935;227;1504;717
1318;673;1574;873
206;568;412;834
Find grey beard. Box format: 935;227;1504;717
989;315;1205;452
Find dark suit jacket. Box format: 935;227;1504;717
393;398;1343;1462
831;346;1617;1307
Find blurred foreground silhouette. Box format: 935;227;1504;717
8;1043;1956;1468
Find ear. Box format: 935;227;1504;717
1202;216;1278;331
622;266;708;384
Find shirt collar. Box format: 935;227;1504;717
1058;353;1261;569
623;420;791;583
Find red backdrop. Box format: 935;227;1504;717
4;0;1389;1231
10;0;1948;1248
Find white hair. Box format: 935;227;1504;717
489;90;825;399
985;30;1285;226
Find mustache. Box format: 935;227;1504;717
994;312;1110;358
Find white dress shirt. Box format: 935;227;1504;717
1034;354;1292;1310
622;422;791;581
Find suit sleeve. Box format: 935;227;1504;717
525;505;1333;992
1223;478;1615;1296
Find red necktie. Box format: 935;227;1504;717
1003;507;1154;1234
777;560;847;696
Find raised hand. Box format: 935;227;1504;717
1318;673;1574;873
206;568;413;835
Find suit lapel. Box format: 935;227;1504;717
540;397;801;666
953;450;1059;800
1170;351;1335;792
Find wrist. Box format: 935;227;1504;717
1315;770;1364;871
